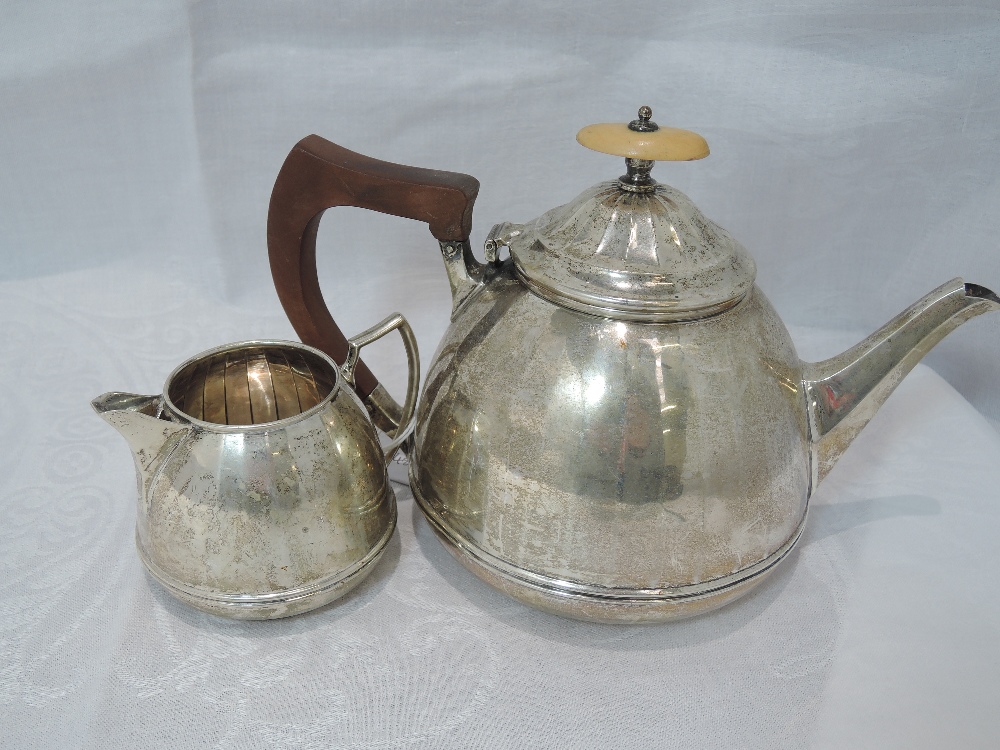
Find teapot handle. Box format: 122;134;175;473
267;135;479;424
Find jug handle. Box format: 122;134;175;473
267;135;479;426
342;312;420;462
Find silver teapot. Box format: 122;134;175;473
267;107;999;623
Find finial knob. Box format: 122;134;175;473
629;106;658;132
577;107;709;162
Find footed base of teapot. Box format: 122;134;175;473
412;480;805;624
135;498;397;620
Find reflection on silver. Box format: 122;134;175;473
412;274;809;623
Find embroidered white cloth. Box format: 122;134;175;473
4;253;999;749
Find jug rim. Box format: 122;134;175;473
161;339;344;433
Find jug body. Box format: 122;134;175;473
410;267;811;622
95;330;419;620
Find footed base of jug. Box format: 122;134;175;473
412;479;805;624
135;502;397;620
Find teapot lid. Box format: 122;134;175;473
499;107;756;322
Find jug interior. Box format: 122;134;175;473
167;345;337;426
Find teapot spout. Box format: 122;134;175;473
802;278;1000;486
92;392;190;493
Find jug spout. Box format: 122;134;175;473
802;278;1000;486
92;392;190;493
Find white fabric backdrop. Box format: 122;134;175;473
2;0;998;420
2;2;999;747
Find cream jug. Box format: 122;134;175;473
94;319;417;619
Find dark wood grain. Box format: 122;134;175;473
267;135;479;398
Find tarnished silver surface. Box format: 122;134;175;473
93;326;419;620
803;279;1000;485
413;471;808;624
411;263;999;622
412;269;810;621
438;240;486;315
501;178;757;322
617;158;658;192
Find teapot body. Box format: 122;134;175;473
411;265;810;622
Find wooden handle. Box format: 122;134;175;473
267;135;480;398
